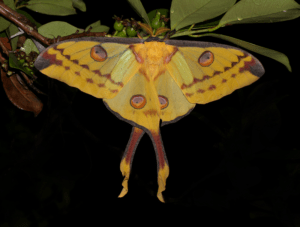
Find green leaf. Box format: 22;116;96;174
6;23;19;50
170;29;208;38
38;21;81;38
191;18;221;30
127;0;150;25
219;0;300;26
71;0;86;12
9;53;34;76
25;0;76;16
147;8;169;21
0;32;7;38
199;33;292;72
170;0;236;30
0;0;16;32
22;38;40;55
85;20;109;33
16;9;42;28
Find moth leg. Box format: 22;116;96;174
119;127;145;198
149;129;169;203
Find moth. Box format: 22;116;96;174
34;26;264;202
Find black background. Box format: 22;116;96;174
1;0;300;226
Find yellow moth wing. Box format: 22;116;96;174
154;70;195;125
34;38;142;99
164;40;265;104
103;71;161;132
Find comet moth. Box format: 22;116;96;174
34;24;264;202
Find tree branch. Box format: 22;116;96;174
0;1;50;45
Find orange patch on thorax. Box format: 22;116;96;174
131;42;177;80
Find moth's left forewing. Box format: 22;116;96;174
34;37;143;99
165;40;265;104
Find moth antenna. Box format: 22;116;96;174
162;29;176;41
137;22;154;37
136;31;143;39
155;27;170;37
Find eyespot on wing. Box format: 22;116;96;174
130;95;146;109
91;45;108;62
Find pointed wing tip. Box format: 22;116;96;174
252;58;265;78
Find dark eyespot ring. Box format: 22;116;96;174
91;45;107;62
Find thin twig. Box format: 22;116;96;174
19;71;47;95
0;2;107;47
0;2;49;45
